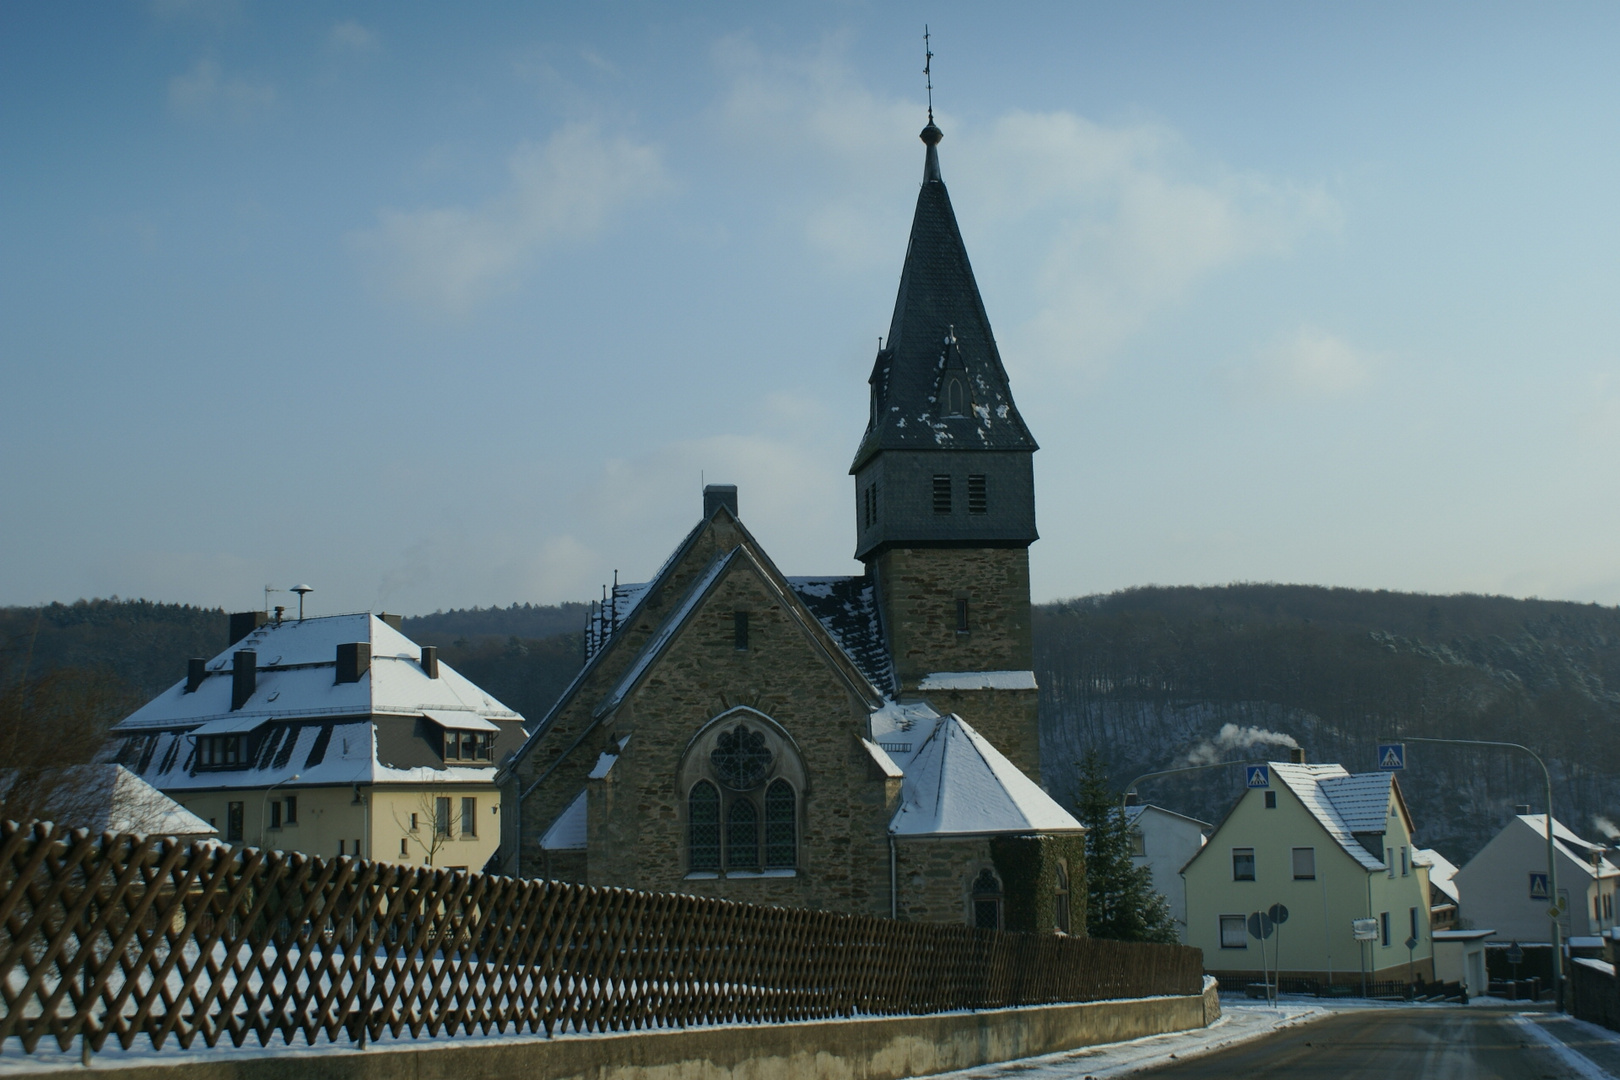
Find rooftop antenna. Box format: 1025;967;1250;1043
263;584;283;615
290;584;313;621
924;25;934;123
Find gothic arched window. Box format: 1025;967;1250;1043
764;779;796;869
689;782;720;871
727;799;759;870
945;378;966;416
972;869;1003;930
1054;860;1071;934
678;708;807;877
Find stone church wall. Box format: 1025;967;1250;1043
587;561;896;916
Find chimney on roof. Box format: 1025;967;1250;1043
228;611;268;647
273;605;285;626
1516;804;1532;816
703;484;738;519
336;642;371;684
231;650;257;710
378;612;403;630
1124;791;1140;807
420;645;439;679
1289;747;1307;765
185;657;206;694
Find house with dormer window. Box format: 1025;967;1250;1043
1182;753;1434;985
108;611;526;870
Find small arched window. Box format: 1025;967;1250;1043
945;378;966;416
689;782;720;871
764;779;796;868
727;799;759;870
1054;860;1071;934
972;869;1003;930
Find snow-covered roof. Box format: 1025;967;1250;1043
540;790;587;852
1269;762;1389;872
917;671;1038;691
599;552;737;714
1317;773;1395;833
1414;847;1460;905
1126;804;1213;831
889;714;1082;837
1516;815;1620;879
1;765;216;838
115;613;522;732
860;738;905;779
868;699;941;763
787;577;892;693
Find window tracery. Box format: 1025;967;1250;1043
679;709;804;876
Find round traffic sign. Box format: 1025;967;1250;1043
1269;903;1290;925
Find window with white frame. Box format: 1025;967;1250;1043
1233;848;1256;881
1292;847;1316;880
1220;916;1248;949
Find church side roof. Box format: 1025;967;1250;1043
890;713;1082;837
851;123;1036;473
787;576;894;694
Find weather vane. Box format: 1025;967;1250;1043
924;25;934;123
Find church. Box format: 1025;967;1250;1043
496;116;1084;932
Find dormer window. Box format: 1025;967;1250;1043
944;378;966;416
444;731;494;762
196;735;247;770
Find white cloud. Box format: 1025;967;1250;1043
711;41;1339;377
1232;326;1379;400
328;20;378;53
353;124;665;315
167;59;274;121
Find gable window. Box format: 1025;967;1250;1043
1220;915;1248;949
1233;848;1255;881
956;598;970;634
1054;861;1071;934
1387;848;1395;878
734;611;750;651
971;869;1003;930
968;474;987;514
933;474;952;514
680;710;806;877
1292;847;1316;880
944;378;966;416
764;779;796;869
689;782;721;871
1130;829;1146;857
1400;846;1409;876
1264;791;1277;809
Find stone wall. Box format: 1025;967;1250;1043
12;983;1220;1080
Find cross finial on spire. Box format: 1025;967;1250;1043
924;25;934;123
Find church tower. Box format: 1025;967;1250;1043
853;118;1042;780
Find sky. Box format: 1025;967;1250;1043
3;2;1620;618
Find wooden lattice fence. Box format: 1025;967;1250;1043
0;820;1204;1054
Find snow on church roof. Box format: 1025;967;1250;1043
889;713;1082;837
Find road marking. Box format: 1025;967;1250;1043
1511;1013;1615;1080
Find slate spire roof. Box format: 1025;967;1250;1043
851;120;1037;472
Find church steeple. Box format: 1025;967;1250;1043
850;119;1039;561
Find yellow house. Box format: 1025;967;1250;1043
1182;755;1433;986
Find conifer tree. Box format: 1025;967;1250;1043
1075;749;1179;944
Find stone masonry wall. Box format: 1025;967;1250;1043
894;836;996;925
875;547;1033;685
588;558;898;916
914;686;1040;784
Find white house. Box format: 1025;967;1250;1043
1183;755;1434;985
108;611;527;871
1451;814;1619;943
1414;847;1460;929
1126;802;1209;941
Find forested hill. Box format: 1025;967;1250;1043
6;587;1618;865
1037;585;1620;865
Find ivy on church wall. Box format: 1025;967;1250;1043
990;833;1088;936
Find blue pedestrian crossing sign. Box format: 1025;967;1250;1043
1377;743;1406;771
1246;765;1271;788
1529;872;1550;901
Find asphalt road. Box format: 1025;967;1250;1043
1137;1006;1604;1079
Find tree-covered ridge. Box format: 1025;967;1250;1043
402;603;590;645
1038;585;1620;867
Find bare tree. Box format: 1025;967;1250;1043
394;790;457;867
0;659;134;826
